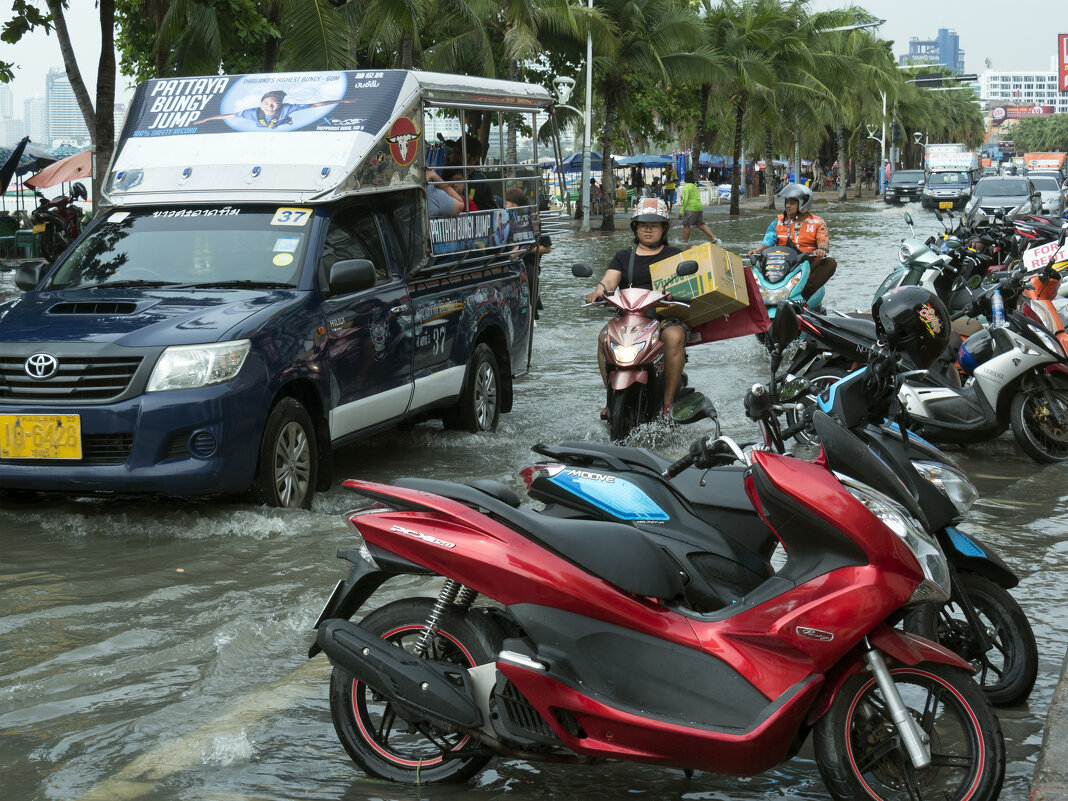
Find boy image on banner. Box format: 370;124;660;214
197;89;357;130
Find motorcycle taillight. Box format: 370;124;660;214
518;463;565;491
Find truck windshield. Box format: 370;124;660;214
47;207;310;290
927;172;969;186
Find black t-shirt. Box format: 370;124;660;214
608;245;682;289
467;169;497;210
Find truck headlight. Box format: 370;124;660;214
837;474;950;603
912;460;978;516
147;340;251;391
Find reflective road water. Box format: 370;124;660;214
2;199;1066;801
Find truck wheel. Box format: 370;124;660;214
443;343;500;432
253;397;318;509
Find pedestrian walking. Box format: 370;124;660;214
678;170;718;245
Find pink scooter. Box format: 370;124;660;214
574;261;697;440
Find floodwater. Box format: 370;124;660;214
2;198;1065;801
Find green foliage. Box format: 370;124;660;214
1011;114;1068;153
1;0;56;83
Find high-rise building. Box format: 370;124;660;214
979;69;1068;114
0;117;25;145
25;97;48;145
46;67;90;147
899;28;966;75
0;84;14;120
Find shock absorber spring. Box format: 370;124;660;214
454;586;478;610
415;579;461;657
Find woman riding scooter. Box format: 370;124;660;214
748;183;836;303
586;197;686;420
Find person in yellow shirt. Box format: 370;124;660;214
663;168;677;213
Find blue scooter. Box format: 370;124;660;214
748;242;825;318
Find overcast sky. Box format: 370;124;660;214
4;1;1067;111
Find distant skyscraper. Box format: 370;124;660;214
46;67;90;147
0;84;13;119
25;97;48;145
899;28;966;75
0;118;25;145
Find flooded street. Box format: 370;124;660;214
2;199;1066;801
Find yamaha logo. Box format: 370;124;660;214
25;353;59;380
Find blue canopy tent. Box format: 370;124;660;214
560;151;619;173
616;154;673;167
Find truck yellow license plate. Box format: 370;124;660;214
0;414;82;459
938;201;953;209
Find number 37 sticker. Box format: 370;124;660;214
271;207;313;226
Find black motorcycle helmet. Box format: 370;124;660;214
872;286;950;369
71;182;88;201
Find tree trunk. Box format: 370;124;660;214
763;126;775;208
836;123;848;202
401;35;413;70
599;95;618;231
46;0;96;134
691;83;710;184
94;0;116;213
855;130;865;199
729;97;745;216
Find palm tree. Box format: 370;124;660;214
583;0;710;231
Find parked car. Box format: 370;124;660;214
1028;174;1067;216
882;169;925;204
963;176;1042;219
920;170;974;210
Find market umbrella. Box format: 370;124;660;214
0;140;57;176
560;151;619;173
0;136;29;195
25;148;92;189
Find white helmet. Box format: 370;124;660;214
778;183;813;213
632;196;670;222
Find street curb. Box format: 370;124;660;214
1031;646;1068;801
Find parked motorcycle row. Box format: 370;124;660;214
303;207;1067;798
2;182;87;263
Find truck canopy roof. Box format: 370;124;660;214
105;70;554;207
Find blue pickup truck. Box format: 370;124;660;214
0;70;555;507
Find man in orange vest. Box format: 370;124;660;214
746;184;836;302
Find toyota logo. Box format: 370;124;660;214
25;353;59;379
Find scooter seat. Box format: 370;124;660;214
827;311;878;340
393;477;687;601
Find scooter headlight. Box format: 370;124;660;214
898;242;915;264
760;274;802;304
609;341;646;364
912;460;979;516
837;474;951;603
1033;327;1066;358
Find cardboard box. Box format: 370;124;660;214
650;242;748;327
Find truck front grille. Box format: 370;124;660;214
0;356;143;401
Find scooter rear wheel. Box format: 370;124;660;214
1009;376;1068;462
328;598;500;783
815;662;1004;801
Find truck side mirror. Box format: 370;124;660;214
326;258;378;297
15;259;49;291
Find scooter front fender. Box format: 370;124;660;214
941;526;1019;589
609;368;650;390
807;622;973;723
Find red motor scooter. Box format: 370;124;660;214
309;414;1004;798
573;261;696;441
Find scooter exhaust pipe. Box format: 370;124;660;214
316;618;483;730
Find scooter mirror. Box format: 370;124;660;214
669;391;717;426
772;301;800;349
675;260;699;276
779;376;811;402
571;263;593;278
904;212;913;227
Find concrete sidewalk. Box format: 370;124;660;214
1031;647;1068;801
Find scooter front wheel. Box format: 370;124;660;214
903;571;1038;706
328;598;500;784
607;384;645;442
814;662;1004;801
1009;376;1068;462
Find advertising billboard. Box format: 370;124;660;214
990;105;1055;126
1060;34;1068;92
